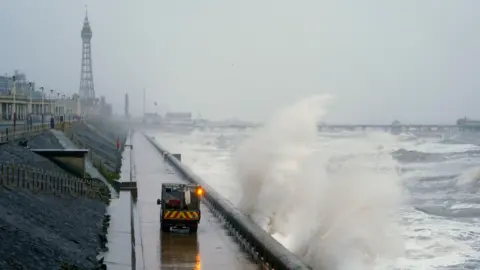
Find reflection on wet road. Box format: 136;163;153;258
160;233;199;269
132;133;259;269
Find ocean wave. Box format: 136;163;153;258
392;149;480;163
151;98;480;269
233;95;406;270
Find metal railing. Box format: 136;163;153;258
0;124;50;143
0;119;77;144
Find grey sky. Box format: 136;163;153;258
0;0;478;124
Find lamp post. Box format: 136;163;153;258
49;89;53;127
62;94;66;121
29;82;33;130
12;76;16;133
28;82;32;113
125;144;133;182
56;92;60;121
40;87;44;125
50;89;53;118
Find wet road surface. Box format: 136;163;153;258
132;133;259;270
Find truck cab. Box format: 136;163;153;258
156;183;203;233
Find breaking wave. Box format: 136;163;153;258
234;94;406;269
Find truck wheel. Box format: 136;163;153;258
161;223;170;232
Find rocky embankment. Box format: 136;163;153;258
72;120;127;173
0;131;108;270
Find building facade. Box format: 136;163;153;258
0;71;40;96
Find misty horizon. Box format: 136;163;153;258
0;1;478;124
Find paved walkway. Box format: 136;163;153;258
133;133;258;269
103;191;133;270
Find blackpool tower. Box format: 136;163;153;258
79;7;95;101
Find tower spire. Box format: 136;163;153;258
84;5;89;22
79;6;95;101
83;5;90;25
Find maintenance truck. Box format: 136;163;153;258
156;183;203;233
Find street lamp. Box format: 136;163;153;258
72;95;78;123
56;92;60;119
12;76;16;133
40;87;44;125
28;82;33;130
29;82;33;115
61;94;65;120
50;89;53;117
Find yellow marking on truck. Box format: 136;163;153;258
163;210;173;219
187;212;200;219
177;212;186;219
163;210;200;220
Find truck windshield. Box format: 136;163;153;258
163;186;200;210
165;189;183;198
165;189;183;199
164;188;182;208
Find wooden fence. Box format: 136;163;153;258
0;163;107;200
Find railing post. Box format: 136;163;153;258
58;173;63;193
0;164;4;186
32;169;36;191
40;169;45;192
60;175;64;194
64;177;69;195
26;166;31;190
78;178;82;197
12;164;17;187
16;165;20;187
56;173;60;194
49;172;53;193
51;172;55;192
6;164;11;186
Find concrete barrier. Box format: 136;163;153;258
144;134;311;270
171;153;181;162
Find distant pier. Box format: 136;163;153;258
317;124;469;133
115;117;480;133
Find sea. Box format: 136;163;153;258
149;95;480;270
